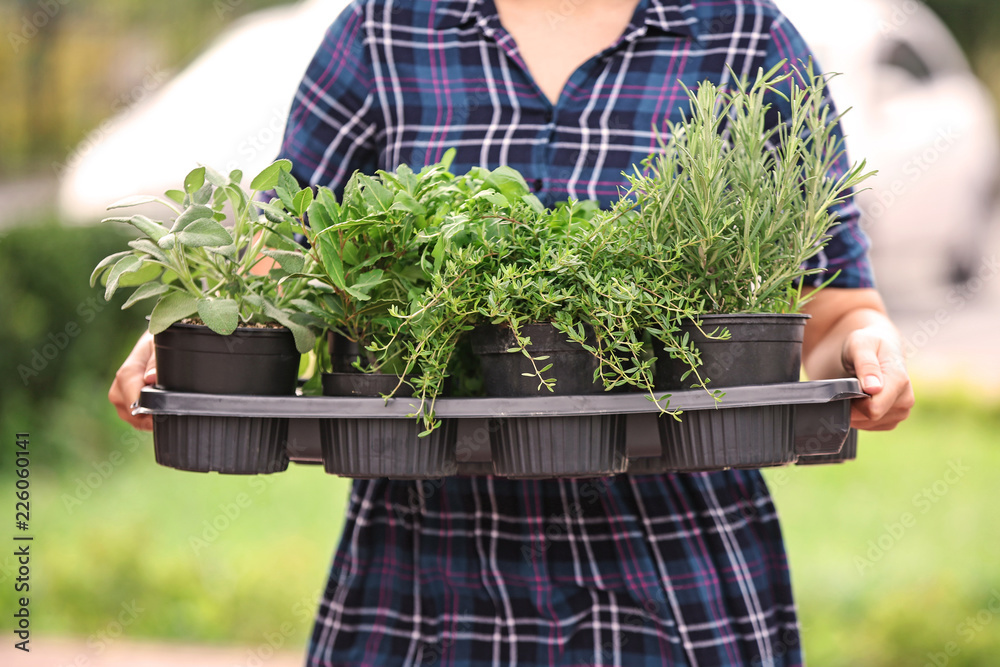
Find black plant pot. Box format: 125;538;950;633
471;322;602;396
471;323;627;478
654;314;809;390
319;372;457;479
327;332;363;373
322;371;412;397
151;323;299;474
155;322;300;395
641;314;808;473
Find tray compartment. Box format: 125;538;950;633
320;418;458;479
797;428;859;465
628;405;795;473
490;414;627;478
153;415;289;474
794;401;851;457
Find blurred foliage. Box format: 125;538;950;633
768;385;1000;666
0;0;293;175
0;459;349;647
0;222;149;471
923;0;1000;63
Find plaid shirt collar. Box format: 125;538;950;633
433;0;699;40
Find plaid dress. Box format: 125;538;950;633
279;1;873;664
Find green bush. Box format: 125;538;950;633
0;221;149;473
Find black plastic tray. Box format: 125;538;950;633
136;379;864;477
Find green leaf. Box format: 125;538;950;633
122;283;170;309
344;269;386;301
341;240;359;265
250;159;293;191
261;249;305;275
358;175;393;212
475;190;509;208
256;200;296;226
317;236;347;290
106;195;157;210
165;189;186;204
105;255;143;300
117;261;163;288
127;238;169;263
391;190;426;215
206;244;238;260
521;193;546;215
275;185;296;213
431;237;446;271
203;165;228;187
127;214;169;242
307;198;334;232
175;219;234;247
484;166;530;204
292;188;314;217
289;298;328;319
197;298;239;335
171;204;214;232
157;233;176;250
90;251;132;287
184;167;206;195
260;299;315;354
149;292;199;334
192;183;214;205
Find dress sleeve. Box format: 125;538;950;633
763;12;876;289
277;1;381;197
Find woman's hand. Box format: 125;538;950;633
108;331;157;431
840;324;915;430
801;287;915;431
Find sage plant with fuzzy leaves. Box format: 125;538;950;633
92;160;317;353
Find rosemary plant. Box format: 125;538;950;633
626;62;875;315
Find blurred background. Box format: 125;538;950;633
1;0;999;665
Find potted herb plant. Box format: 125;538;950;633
399;177;698;477
624;63;875;472
92;160;317;473
290;155;502;477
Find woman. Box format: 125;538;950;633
110;0;914;664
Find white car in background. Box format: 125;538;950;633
59;0;999;309
776;0;1000;309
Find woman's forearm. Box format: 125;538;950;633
800;287;914;430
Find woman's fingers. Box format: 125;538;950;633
108;331;156;431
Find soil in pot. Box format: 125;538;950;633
319;371;458;479
152;322;298;474
471;322;627;478
653;313;809;390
